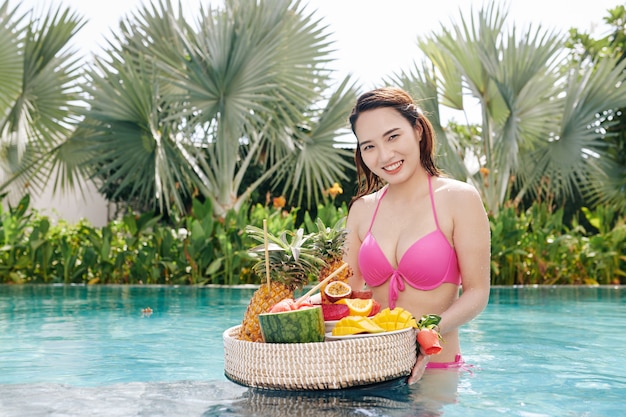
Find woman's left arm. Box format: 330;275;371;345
438;185;491;334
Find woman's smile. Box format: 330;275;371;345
382;160;404;173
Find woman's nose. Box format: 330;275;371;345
378;143;394;162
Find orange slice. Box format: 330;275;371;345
335;298;374;316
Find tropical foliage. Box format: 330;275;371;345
1;0;625;287
70;0;357;218
0;0;86;197
490;201;625;286
390;2;626;216
1;193;624;285
566;5;626;213
0;0;358;218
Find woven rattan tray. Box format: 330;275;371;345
223;325;417;390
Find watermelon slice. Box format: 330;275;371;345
259;306;325;343
321;303;350;321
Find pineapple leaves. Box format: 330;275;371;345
245;225;324;286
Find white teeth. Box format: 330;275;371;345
383;161;402;171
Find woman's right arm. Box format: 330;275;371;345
344;199;366;290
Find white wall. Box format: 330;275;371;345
31;181;112;227
3;178;113;227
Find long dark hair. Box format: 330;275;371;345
348;87;440;208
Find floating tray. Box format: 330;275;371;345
223;325;417;391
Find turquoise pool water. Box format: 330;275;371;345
1;285;625;416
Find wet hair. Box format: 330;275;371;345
348;87;440;208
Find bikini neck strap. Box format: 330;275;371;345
428;175;441;230
367;186;388;233
368;176;438;233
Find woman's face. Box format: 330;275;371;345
354;107;421;184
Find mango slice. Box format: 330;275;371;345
331;316;385;336
371;307;418;331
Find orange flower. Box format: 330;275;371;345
479;167;490;177
273;196;286;209
327;182;343;198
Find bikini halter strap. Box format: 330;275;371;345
428;175;441;230
367;177;439;234
367;187;388;233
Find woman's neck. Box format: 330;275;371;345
384;170;431;203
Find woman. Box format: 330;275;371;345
344;87;491;384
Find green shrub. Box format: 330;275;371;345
1;194;623;285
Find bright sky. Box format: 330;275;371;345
20;0;620;90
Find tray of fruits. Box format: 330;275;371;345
223;276;421;391
223;225;433;391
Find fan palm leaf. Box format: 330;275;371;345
394;1;622;214
82;0;356;217
0;1;23;118
0;1;85;196
516;57;626;207
272;76;357;206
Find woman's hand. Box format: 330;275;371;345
408;348;430;384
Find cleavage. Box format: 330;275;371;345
372;228;438;269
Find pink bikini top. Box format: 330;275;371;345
357;176;461;309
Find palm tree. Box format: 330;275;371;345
77;0;358;218
0;0;86;198
391;1;626;215
566;5;626;214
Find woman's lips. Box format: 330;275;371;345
382;160;403;173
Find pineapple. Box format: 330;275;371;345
239;226;324;342
312;217;353;302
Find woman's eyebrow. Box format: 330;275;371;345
358;127;401;148
383;127;400;137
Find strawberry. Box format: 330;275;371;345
417;328;442;355
321;303;350;321
415;314;443;355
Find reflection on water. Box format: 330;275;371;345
205;372;462;417
0;373;463;417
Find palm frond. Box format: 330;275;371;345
517;57;626;205
0;1;23;118
0;1;85;196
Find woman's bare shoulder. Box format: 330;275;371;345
347;190;383;222
435;176;481;196
353;191;381;206
433;177;485;212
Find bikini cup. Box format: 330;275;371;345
357;176;461;307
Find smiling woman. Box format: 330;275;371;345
344;86;492;384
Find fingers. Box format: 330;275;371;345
407;353;430;385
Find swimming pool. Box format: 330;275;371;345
1;285;624;416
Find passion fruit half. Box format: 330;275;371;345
323;281;352;303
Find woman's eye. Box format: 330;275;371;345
362;144;373;151
389;134;398;141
